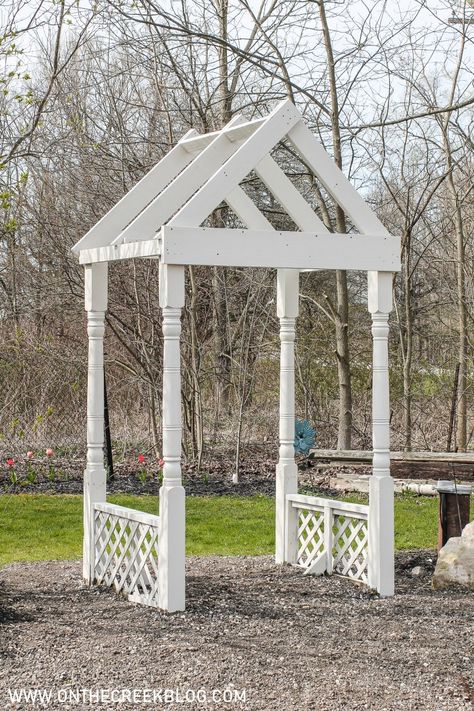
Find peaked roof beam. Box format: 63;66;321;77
286;121;390;236
180;116;267;153
72;128;199;252
168;100;302;229
112;114;249;246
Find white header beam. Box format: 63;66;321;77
161;227;400;271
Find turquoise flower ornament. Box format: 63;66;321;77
294;419;316;454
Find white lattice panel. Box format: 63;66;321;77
288;494;369;586
296;508;325;568
333;513;368;583
93;503;160;607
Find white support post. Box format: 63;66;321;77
276;269;299;564
323;503;334;574
368;271;394;596
158;263;186;612
83;262;108;584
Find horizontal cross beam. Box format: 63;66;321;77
180;116;267;152
79;239;160;265
160;227;401;271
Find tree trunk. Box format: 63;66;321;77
318;0;353;448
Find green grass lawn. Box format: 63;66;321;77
0;492;446;566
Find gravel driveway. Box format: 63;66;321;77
1;552;473;710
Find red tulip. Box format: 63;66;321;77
138;454;145;464
158;458;165;467
45;448;54;457
27;451;34;459
6;458;14;467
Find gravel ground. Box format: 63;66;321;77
1;552;473;711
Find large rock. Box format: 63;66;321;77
433;520;474;590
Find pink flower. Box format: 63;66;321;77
27;451;34;459
158;458;165;467
6;458;14;467
138;454;145;464
45;448;54;457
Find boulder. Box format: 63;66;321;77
433;520;474;590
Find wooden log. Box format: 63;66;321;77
311;449;474;464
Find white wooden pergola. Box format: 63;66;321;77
73;100;400;612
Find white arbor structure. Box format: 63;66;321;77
73;100;400;612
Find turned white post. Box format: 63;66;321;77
275;269;299;564
83;262;108;584
158;263;186;612
368;270;394;596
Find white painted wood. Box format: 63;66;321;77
255;154;329;232
180;116;267;152
276;269;299;565
73;130;198;252
93;504;160;607
79;239;161;265
303;551;328;576
294;507;325;567
368;270;393;314
225;186;274;231
83;263;108;584
114;115;247;245
161;226;401;271
95;501;160;527
323;504;333;573
288;494;369;583
158;263;186;612
287;493;369;517
287;120;391;236
169;100;301;228
74;100;402;609
368;274;394;596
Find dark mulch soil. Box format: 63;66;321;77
1;443;473;497
0;460;341;498
1;552;473;710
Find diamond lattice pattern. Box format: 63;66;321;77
297;508;325;567
94;509;159;607
332;514;368;583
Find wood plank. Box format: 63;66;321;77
169;100;301;228
160;226;401;271
180;117;267;152
72;129;198;252
114;115;247;245
255;154;329;232
79;239;160;264
287;120;390;236
311;449;474;464
94;501;160;527
288;492;369;516
225;186;274;230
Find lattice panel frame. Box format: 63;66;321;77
93;504;160;607
332;513;368;583
296;508;325;567
288;494;369;586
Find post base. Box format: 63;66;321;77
158;484;186;612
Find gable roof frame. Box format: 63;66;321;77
74;100;400;274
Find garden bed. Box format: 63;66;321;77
1;552;473;710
